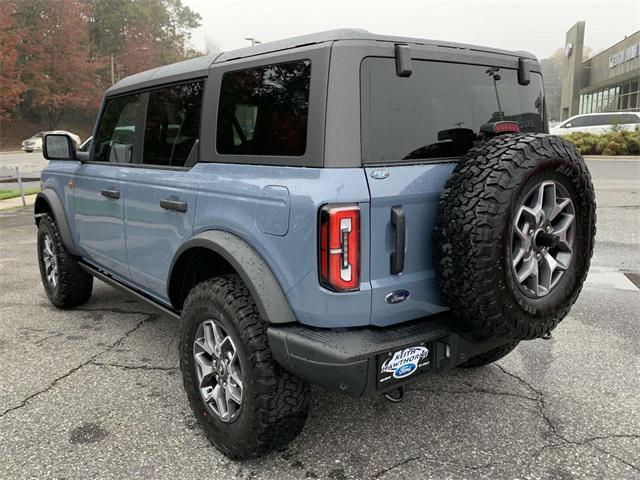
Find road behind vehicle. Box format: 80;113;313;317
550;111;640;135
33;29;596;460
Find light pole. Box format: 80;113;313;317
110;47;150;85
244;37;261;46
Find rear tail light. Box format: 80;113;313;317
319;204;360;291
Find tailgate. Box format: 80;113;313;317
365;163;455;326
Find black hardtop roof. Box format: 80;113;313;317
107;28;537;95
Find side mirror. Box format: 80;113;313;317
43;133;76;161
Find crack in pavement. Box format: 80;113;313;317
0;313;158;419
372;365;640;478
495;363;640;473
75;307;155;316
91;361;179;372
369;454;509;479
407;384;538;402
370;456;421;479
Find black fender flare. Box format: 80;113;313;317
168;230;297;324
34;189;79;255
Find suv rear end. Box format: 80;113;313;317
268;37;548;395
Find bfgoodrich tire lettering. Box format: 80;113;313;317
179;275;310;460
37;214;93;308
436;134;596;340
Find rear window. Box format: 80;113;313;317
216;60;311;156
361;58;545;164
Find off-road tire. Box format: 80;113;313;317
37;214;93;308
458;341;520;368
179;275;310;460
436;134;596;340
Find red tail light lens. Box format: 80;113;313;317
319;204;360;291
494;121;521;133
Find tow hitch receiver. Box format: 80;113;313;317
383;386;405;403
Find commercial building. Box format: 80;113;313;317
560;21;639;120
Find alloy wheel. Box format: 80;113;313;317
42;234;58;288
193;319;243;422
511;180;576;297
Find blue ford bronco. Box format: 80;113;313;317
35;30;596;459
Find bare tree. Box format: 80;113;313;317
205;36;221;56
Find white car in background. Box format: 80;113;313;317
550;112;640;136
21;130;81;153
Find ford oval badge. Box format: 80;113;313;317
385;290;410;304
370;168;389;180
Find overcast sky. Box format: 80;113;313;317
183;0;640;59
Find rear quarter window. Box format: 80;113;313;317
216;60;311;156
361;58;545;164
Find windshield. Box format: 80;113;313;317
360;58;545;163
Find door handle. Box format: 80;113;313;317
101;188;120;200
160;198;187;212
390;206;405;275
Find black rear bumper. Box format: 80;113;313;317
267;313;511;398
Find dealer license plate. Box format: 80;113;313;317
377;341;433;387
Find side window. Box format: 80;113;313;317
142;81;204;167
93;94;140;163
217;60;311;156
594;115;613;126
613;113;640;124
567;116;587;127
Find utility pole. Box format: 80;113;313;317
109;47;149;85
110;53;115;85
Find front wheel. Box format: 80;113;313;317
179;275;310;460
37;214;93;308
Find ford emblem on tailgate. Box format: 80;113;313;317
385;290;410;304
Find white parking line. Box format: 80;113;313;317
585;270;639;291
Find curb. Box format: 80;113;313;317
584;155;640;162
0;193;37;211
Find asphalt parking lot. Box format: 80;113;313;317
0;160;638;480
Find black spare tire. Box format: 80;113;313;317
436;134;596;340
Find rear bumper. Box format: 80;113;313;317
268;313;511;398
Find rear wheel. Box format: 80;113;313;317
179;275;310;460
37;214;93;308
436;134;596;340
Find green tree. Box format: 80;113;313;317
86;0;201;82
0;1;26;119
14;0;100;128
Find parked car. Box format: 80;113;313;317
34;29;596;460
22;130;81;152
550;112;640;135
